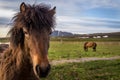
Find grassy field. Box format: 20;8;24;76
0;38;120;60
41;59;120;80
0;38;120;80
47;41;120;80
50;37;120;42
48;41;120;60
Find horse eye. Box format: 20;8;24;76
23;28;29;35
24;31;28;34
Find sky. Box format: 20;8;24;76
0;0;120;37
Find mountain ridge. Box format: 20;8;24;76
51;30;120;38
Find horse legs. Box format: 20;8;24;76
93;44;97;52
84;47;88;52
93;47;96;52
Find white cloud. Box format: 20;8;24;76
0;26;10;37
58;15;120;22
57;16;120;27
0;8;16;18
0;0;120;35
56;24;120;34
56;16;120;34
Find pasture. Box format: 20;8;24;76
42;59;120;80
48;41;120;60
0;39;120;80
44;41;120;80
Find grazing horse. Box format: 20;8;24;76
0;2;56;80
84;42;97;52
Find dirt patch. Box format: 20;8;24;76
51;56;120;65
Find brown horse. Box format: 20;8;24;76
0;2;56;80
84;42;97;52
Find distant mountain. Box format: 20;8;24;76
51;31;73;37
51;31;120;38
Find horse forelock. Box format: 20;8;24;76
15;3;55;30
8;3;55;49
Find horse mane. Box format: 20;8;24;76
0;3;55;80
8;3;55;49
0;44;9;53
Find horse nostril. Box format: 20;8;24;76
35;64;51;78
36;65;41;76
47;64;51;71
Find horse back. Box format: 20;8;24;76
86;42;94;47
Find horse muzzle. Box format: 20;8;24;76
35;64;51;78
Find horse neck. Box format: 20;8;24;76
0;46;36;80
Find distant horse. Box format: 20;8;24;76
0;2;56;80
84;42;97;51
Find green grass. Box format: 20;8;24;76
41;59;120;80
0;37;9;43
1;38;120;80
50;37;120;42
48;41;120;60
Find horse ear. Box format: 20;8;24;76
49;6;56;16
20;2;26;12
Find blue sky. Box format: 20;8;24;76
0;0;120;36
